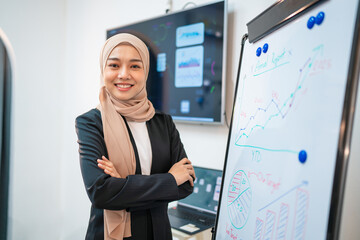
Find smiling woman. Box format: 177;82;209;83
75;33;196;240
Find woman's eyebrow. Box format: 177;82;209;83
129;59;142;63
107;57;142;63
107;57;120;61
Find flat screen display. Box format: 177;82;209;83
107;0;226;124
179;166;222;214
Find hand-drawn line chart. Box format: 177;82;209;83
234;44;326;156
227;170;252;229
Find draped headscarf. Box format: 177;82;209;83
98;33;155;240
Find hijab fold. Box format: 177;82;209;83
98;33;155;240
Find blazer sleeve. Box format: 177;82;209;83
165;114;194;200
75;111;180;211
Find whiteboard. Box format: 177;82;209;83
214;0;360;239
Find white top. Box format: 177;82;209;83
127;121;152;175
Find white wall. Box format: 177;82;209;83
0;0;66;239
2;0;358;239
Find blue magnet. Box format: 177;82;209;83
298;150;307;164
263;43;269;53
307;16;316;29
256;47;262;57
316;11;325;25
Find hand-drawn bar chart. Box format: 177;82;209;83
276;203;290;239
254;186;309;240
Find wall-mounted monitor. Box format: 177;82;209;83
107;0;227;124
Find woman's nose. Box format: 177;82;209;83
117;67;129;80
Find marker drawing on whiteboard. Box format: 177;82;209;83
253;48;290;76
235;45;324;154
263;210;276;240
255;187;309;239
275;203;290;239
248;171;281;194
258;180;308;212
254;217;264;240
291;188;309;239
226;223;239;240
227;170;252;229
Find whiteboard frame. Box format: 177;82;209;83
247;0;326;43
327;2;360;238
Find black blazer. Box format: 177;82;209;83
75;109;193;240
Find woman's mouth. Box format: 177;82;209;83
115;83;133;91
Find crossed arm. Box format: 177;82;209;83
97;156;196;186
76;110;194;211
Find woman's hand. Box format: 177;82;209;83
168;158;196;186
97;156;120;178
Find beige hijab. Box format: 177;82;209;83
98;33;155;239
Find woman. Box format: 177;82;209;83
75;33;195;240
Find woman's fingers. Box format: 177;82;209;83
97;158;114;174
189;168;196;180
101;156;114;167
98;157;114;167
100;163;114;176
182;163;196;180
188;174;194;187
168;158;197;186
179;158;191;165
104;169;112;175
179;159;196;179
97;157;121;178
186;164;194;171
97;159;106;169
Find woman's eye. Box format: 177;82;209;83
108;64;118;68
131;65;141;69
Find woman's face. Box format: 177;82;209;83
104;44;146;101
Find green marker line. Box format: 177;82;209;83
234;144;298;154
253;61;290;76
